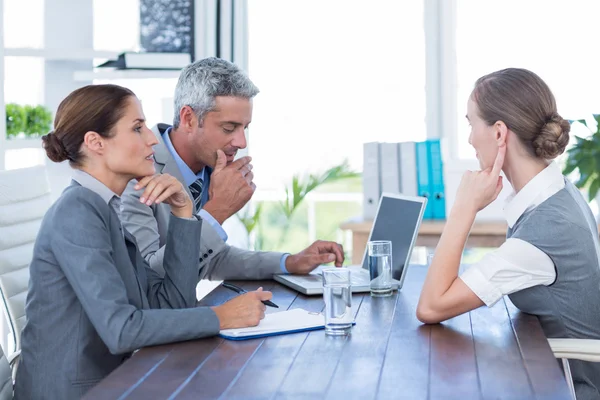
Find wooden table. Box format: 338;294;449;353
340;219;508;264
85;266;571;400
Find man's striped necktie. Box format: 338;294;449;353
189;178;203;213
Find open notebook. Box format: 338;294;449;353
219;308;325;341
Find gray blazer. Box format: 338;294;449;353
14;183;220;400
121;124;284;281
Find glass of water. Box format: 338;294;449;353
322;268;353;336
368;240;393;297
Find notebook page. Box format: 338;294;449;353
220;308;324;337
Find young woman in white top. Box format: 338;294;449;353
416;68;600;399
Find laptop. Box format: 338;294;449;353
274;193;428;295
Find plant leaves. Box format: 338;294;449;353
279;186;293;218
577;156;595;177
237;202;264;235
23;104;53;137
564;117;600;190
562;159;578;175
589;178;600;202
278;159;359;221
574;135;588;146
5;103;27;137
576;172;593;188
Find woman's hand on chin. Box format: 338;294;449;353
134;174;194;218
455;144;506;214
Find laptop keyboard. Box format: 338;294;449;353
350;270;370;286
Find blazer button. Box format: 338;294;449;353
199;257;203;262
208;249;213;254
203;253;208;258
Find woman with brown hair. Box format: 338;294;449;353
14;84;271;399
417;68;600;399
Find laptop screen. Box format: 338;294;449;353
360;194;426;281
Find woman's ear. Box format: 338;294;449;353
494;121;508;147
83;131;105;155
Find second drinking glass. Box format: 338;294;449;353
367;240;393;297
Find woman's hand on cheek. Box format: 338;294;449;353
454;144;506;214
135;174;194;218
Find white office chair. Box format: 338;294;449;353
0;166;52;373
0;345;12;400
548;338;600;400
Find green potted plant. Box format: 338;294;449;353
276;160;359;248
5;103;27;139
562;115;600;205
23;105;53;138
237;159;360;251
237;202;265;250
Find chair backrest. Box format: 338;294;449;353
0;166;52;356
0;345;11;400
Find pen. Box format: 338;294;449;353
221;282;279;308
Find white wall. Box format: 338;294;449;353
444;159;511;221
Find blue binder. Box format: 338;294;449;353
416;141;433;219
427;139;446;219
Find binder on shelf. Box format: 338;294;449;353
427;139;446;219
379;142;401;195
363;142;381;220
416;141;433;219
97;52;191;70
399;141;417;196
219;308;327;340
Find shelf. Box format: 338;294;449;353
4;48;119;60
73;69;181;81
339;218;508;234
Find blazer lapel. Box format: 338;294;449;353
151;124;193;199
123;230;140;267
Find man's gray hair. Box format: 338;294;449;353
173;57;259;129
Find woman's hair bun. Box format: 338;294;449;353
42;131;70;163
532;112;570;159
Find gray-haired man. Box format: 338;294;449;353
121;58;344;325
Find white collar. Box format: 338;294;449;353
71;168;119;205
503;162;565;229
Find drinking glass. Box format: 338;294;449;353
322;268;352;336
368;240;393;297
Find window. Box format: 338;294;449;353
4;57;44;106
455;0;600;159
248;0;426;190
3;57;46;170
247;1;425;252
93;78;178;129
93;0;179;130
93;0;141;52
3;0;44;48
